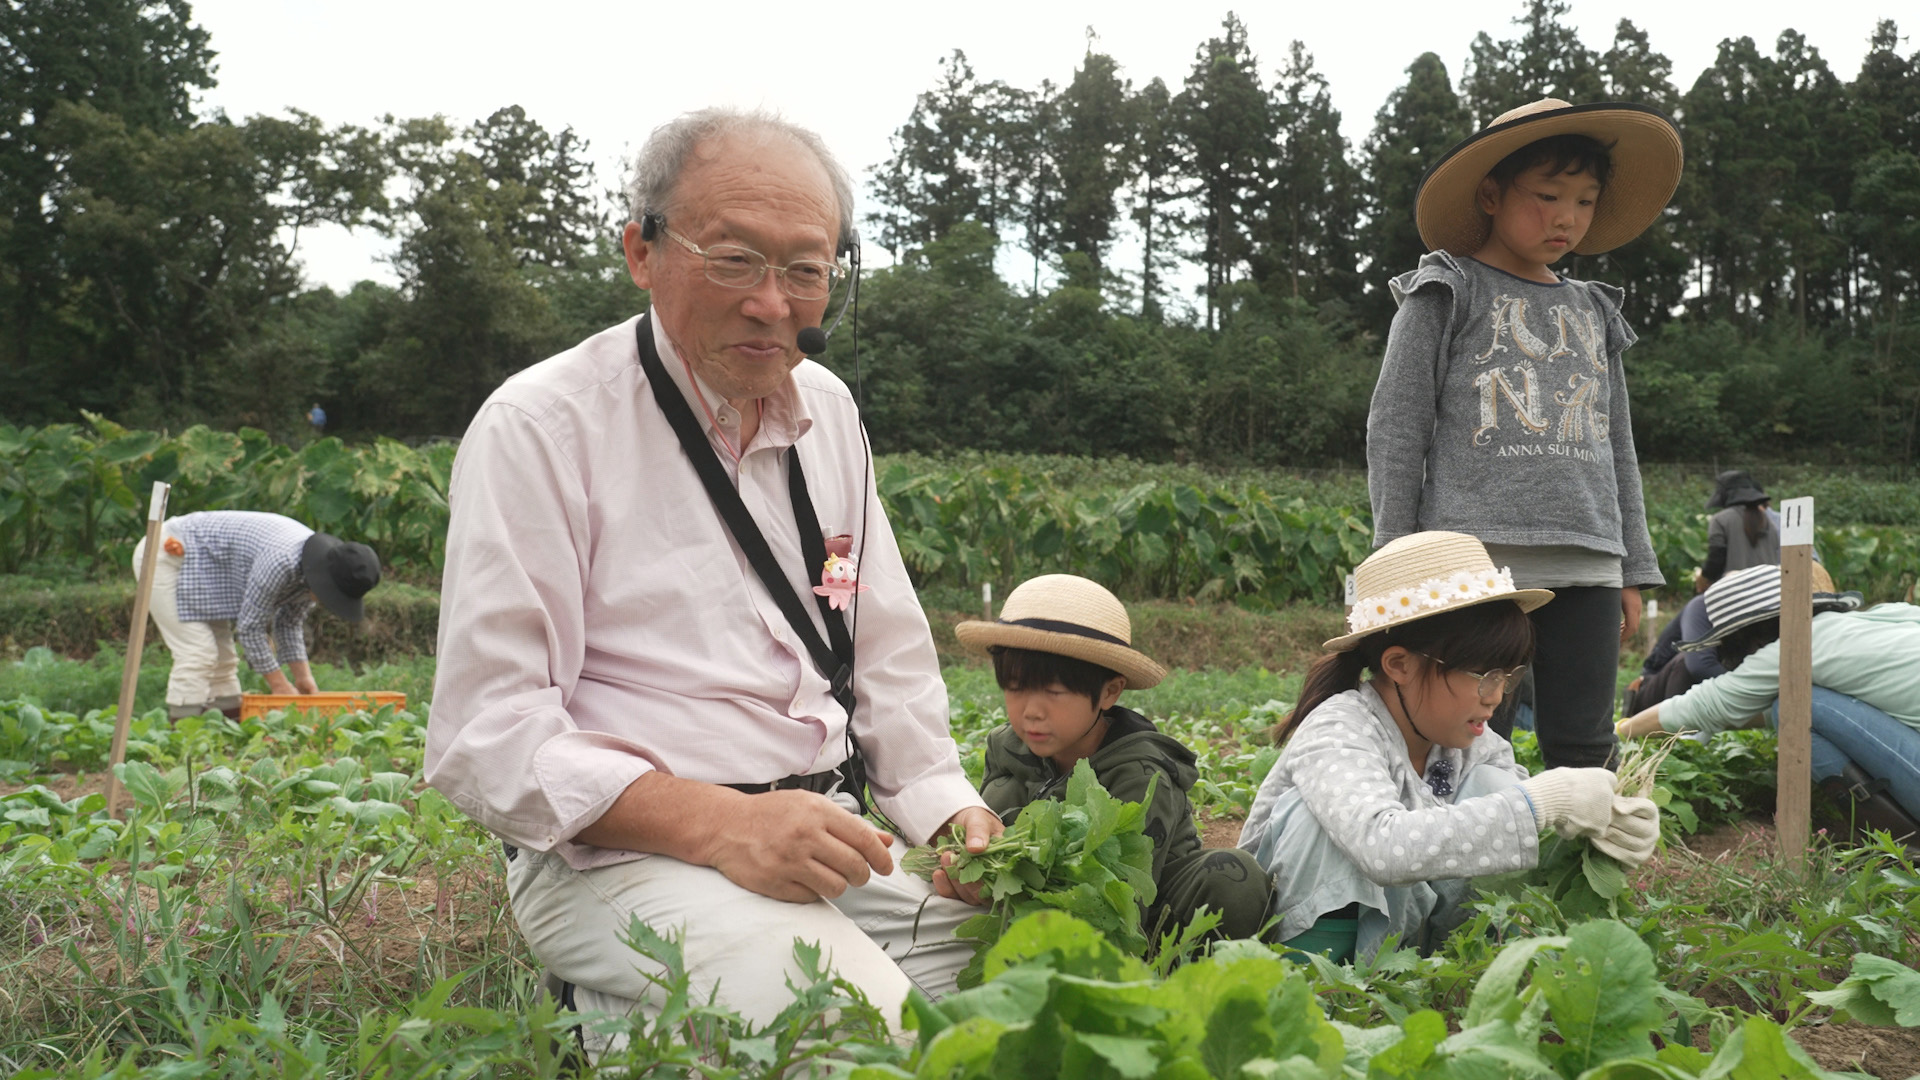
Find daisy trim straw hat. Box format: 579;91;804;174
1679;564;1863;653
1325;532;1554;652
955;574;1168;689
1415;98;1683;257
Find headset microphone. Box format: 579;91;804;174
797;228;861;357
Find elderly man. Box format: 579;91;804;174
424;109;999;1044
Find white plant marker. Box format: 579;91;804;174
106;481;169;818
1777;496;1814;865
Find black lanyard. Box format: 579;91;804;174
634;316;866;802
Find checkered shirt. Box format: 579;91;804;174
170;511;316;673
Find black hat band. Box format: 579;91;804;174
999;617;1130;648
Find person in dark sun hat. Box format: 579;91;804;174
1619;564;1920;848
132;510;381;720
955;574;1277;947
1367;99;1683;776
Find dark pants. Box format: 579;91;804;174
1626;653;1700;716
1146;847;1276;945
1492;585;1621;770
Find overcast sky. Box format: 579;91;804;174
185;0;1902;292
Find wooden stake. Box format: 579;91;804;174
105;482;170;818
1776;497;1815;865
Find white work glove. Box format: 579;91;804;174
1593;797;1661;868
1520;768;1661;868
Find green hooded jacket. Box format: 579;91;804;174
980;705;1202;882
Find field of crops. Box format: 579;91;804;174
6;420;1918;608
4;647;1919;1077
5;419;1920;1075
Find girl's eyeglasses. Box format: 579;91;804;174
1416;654;1526;704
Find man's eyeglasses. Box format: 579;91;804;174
1416;654;1526;704
658;223;842;300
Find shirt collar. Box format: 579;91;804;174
648;314;812;451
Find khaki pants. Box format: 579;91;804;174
133;529;242;718
505;837;977;1057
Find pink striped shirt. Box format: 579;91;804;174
425;315;984;869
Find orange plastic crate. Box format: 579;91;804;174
238;691;407;721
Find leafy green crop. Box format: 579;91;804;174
903;761;1159;987
847;911;1855;1080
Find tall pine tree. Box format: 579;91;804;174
1359;52;1470;332
1172;13;1272;331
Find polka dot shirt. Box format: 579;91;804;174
1240;682;1540;886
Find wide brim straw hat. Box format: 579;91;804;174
955;574;1167;689
1416;98;1683;257
1679;564;1863;652
1325;532;1554;652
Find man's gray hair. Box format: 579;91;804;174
626;108;857;255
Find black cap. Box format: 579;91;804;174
301;533;381;622
1706;470;1768;510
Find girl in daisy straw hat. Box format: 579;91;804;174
1367;98;1683;772
1238;532;1661;963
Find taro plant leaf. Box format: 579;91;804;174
1535;920;1667;1074
1803;953;1920;1027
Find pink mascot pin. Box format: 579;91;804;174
814;552;869;610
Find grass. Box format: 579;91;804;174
0;645;440;718
3;635;1917;1075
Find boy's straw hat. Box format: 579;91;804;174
1416;98;1683;257
1325;532;1554;652
955;574;1167;689
1679;564;1863;653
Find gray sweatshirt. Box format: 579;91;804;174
1366;252;1663;588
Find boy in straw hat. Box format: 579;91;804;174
955;574;1277;944
1618;564;1920;847
1367;98;1683;772
1240;532;1660;963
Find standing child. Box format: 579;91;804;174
955;575;1276;944
1367;99;1683;769
1240;532;1661;963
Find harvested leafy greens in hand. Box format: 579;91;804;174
1500;735;1680;918
901;760;1158;987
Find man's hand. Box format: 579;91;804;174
1620;587;1643;645
698;790;895;904
288;660;318;695
263;669;296;695
930;805;1003;906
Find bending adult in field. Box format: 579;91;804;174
133;511;381;719
1695;470;1779;592
424;109;999;1049
1618;564;1920;845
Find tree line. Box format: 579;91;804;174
3;1;1916;467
